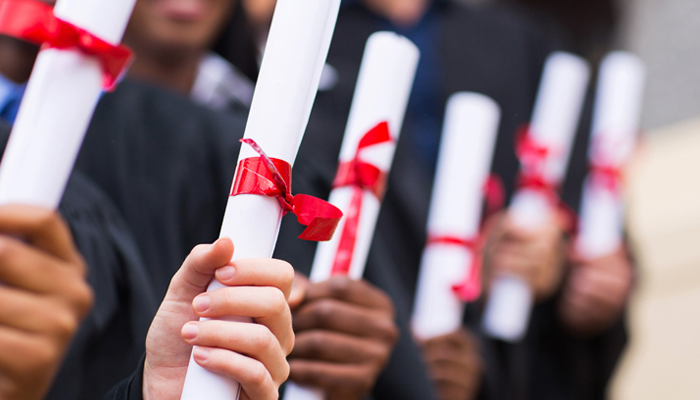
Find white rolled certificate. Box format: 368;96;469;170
283;31;420;400
179;0;341;399
0;0;136;208
576;52;645;259
482;52;591;342
411;93;501;341
309;32;420;282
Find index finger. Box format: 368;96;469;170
304;277;394;313
215;258;295;300
0;204;79;264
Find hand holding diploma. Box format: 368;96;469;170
560;52;644;336
180;0;342;397
0;205;93;400
482;52;590;342
143;238;294;400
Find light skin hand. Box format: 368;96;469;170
143;238;294;400
0;205;93;400
483;211;567;301
559;248;633;337
420;329;483;400
287;274;399;400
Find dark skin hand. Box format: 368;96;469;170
287;274;399;400
558;248;633;337
420;329;483;400
483;211;568;302
0;205;93;400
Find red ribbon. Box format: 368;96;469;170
231;139;343;242
515;124;559;201
330;122;393;276
515;125;579;234
590;161;622;193
0;0;133;91
426;235;482;302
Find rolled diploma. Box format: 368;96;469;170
576;52;645;259
179;0;341;399
482;52;591;342
284;32;420;400
0;0;136;208
411;93;500;340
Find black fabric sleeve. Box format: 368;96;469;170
102;355;145;400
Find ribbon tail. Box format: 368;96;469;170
451;256;482;302
330;187;364;275
292;194;343;242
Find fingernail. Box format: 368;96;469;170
193;347;210;362
193;294;210;313
182;322;199;341
217;265;236;281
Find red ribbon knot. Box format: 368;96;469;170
231;139;343;242
426;235;482;302
330;121;393;276
0;0;133;91
590;161;623;194
515;125;560;203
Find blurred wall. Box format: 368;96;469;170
621;0;700;130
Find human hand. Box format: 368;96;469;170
482;211;567;301
287;275;399;400
559;248;633;336
0;205;93;400
143;238;294;400
420;329;483;400
361;0;431;27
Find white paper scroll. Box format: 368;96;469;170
482;52;591;342
576;52;645;259
411;93;501;340
308;32;420;283
0;0;136;208
283;31;420;400
179;0;341;399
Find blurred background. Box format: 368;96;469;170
460;0;700;398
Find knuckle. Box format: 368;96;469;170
277;260;295;287
268;288;288;314
310;299;336;326
247;362;269;387
327;276;352;298
31;341;61;372
50;309;80;339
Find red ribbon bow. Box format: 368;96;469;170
427;235;483;302
424;175;506;303
515;124;559;199
0;0;133;91
590;161;623;193
231;139;343;242
330;122;393;276
515;125;579;234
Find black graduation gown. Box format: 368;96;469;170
0;122;158;400
274;2;627;400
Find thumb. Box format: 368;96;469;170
287;272;310;309
166;238;235;303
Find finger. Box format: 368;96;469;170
192;346;281;400
0;286;82;340
193;286;293;353
0;236;89;301
288;359;374;394
165;238;234;303
182;320;289;383
0;326;61;381
0;205;79;264
289;330;388;364
305;277;394;313
428;359;482;386
292;298;398;343
288;273;310;310
215;258;295;300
